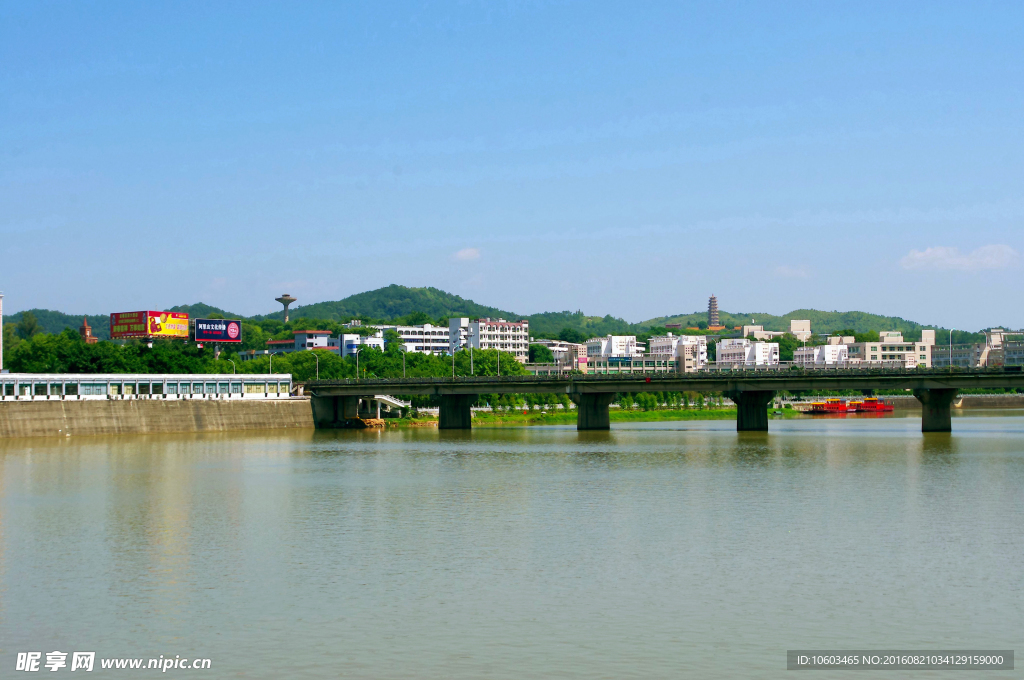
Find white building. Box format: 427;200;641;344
376;323;450;355
647;333;708;371
339;331;385;358
449;318;530;362
794;344;849;367
846;331;932;368
716;338;779;367
1;373;293;399
586;335;643;358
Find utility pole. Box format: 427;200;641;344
0;291;4;373
402;350;406;378
311;352;319;380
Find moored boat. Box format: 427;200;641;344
806;398;855;414
853;397;894;413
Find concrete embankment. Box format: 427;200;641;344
879;393;1024;409
0;398;314;438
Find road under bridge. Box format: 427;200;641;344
306;368;1024;433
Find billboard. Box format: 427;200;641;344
195;318;243;343
110;311;190;339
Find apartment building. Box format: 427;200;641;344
716;338;779;366
449;317;530;362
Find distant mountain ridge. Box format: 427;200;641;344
4;284;993;340
641;308;937;336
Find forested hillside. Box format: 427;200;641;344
253;285;514;323
4;285;1000;347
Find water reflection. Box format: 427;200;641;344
0;418;1021;679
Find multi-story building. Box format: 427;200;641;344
846;331;931;368
586;335;643;358
377;323;450;355
339;332;385;358
794;343;849;367
449;318;530;362
708;295;720;327
931;344;983;368
1003;334;1024;367
716;338;779;367
789;319;812;342
647;333;708;371
931;329;1022;368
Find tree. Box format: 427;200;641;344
3;323;21;362
776;333;801;362
557;328;588;344
696;320;709;330
528;343;555;363
16;312;42;340
383;329;403;354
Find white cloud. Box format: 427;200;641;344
453;247;480;261
900;244;1018;271
774;264;809;278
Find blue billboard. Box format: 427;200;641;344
195;319;243;343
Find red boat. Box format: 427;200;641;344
806;398;854;414
853;397;894;413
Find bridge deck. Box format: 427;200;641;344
307;368;1024;397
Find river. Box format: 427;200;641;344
1;412;1021;678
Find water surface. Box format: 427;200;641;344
1;415;1022;678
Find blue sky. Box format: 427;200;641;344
2;2;1022;329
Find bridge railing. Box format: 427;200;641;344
306;365;1018;387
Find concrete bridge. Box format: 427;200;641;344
306;368;1024;433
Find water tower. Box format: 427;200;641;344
276;294;297;323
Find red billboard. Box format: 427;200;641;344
110;311;190;339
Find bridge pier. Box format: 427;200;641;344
310;396;337;427
913;388;958;432
574;393;615;430
726;390;775;431
310;395;364;428
439;394;474;429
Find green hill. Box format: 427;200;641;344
168;303;243;319
253;285;517;323
640;308;935;336
5;309;112;340
4;285;1001;346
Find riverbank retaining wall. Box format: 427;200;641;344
881;393;1024;409
0;398;314;438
